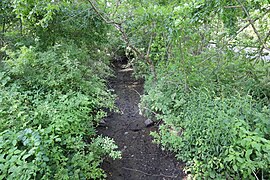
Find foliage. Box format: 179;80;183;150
139;44;270;179
100;0;270;179
0;42;121;179
142;83;270;179
0;1;121;179
2;0;270;179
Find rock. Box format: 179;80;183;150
144;119;154;127
124;132;129;135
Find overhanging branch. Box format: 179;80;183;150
88;0;157;81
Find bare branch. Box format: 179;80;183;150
236;8;270;37
237;0;262;42
224;5;241;9
253;171;259;180
146;33;154;58
87;0;120;25
259;29;270;54
237;0;270;54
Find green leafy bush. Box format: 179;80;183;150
144;89;270;179
0;43;121;179
0;1;121;178
140;50;270;179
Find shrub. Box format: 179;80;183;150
140;50;270;179
142;83;270;179
0;43;121;179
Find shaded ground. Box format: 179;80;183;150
98;61;185;180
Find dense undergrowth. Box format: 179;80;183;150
141;53;270;179
136;2;270;179
0;1;120;179
90;0;270;179
1;0;270;179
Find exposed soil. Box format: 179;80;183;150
98;61;185;180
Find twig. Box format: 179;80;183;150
122;167;178;178
253;171;259;180
131;88;142;96
146;31;154;58
141;107;158;115
237;0;262;42
259;29;270;55
111;0;121;18
87;0;118;25
224;5;241;9
155;119;163;127
230;7;270;42
132;109;140;116
237;0;269;53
